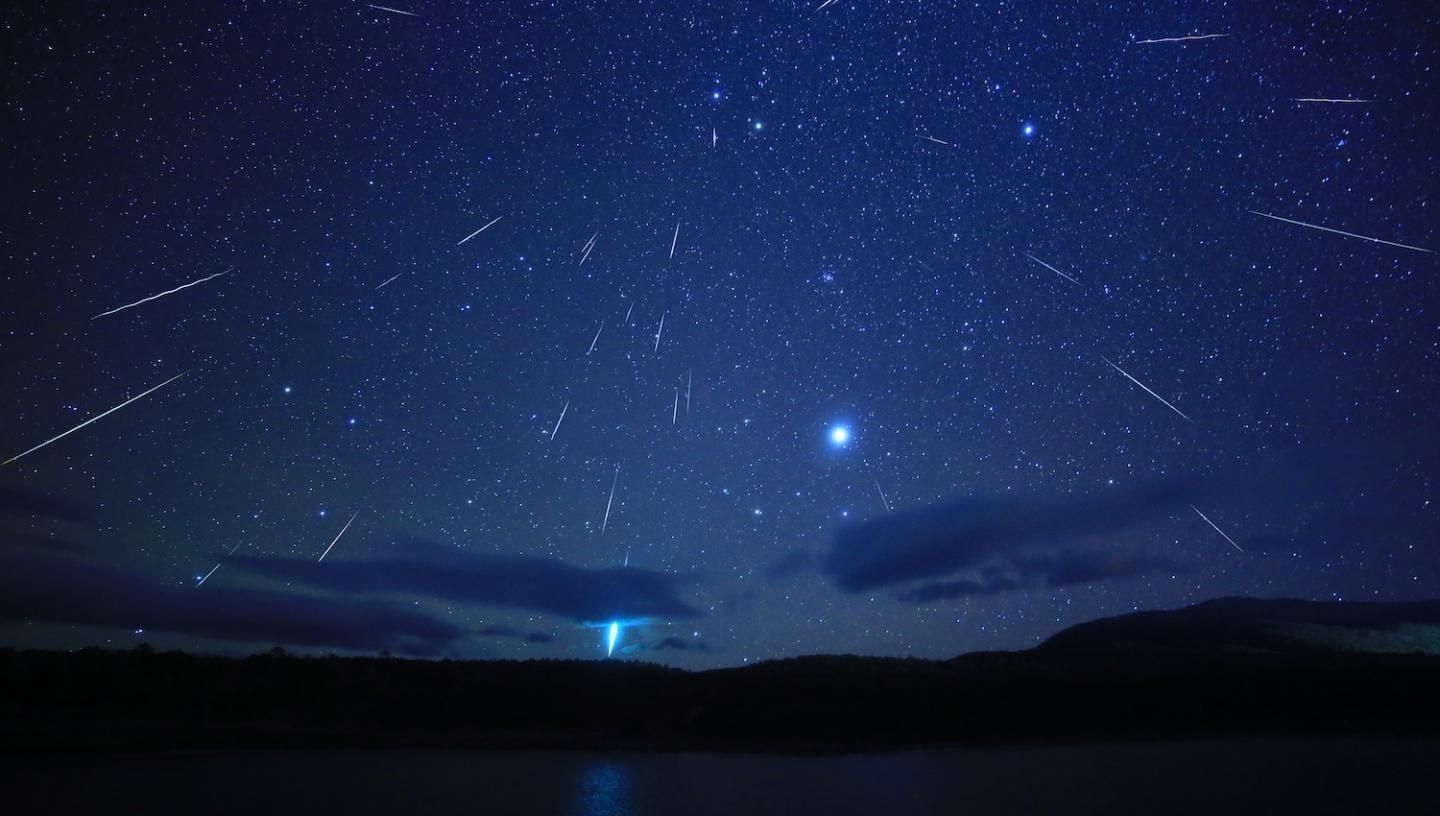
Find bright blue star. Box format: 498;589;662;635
1022;122;1036;138
829;425;851;447
753;121;763;131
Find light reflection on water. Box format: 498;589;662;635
4;739;1437;815
577;764;632;816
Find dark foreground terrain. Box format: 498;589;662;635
4;598;1440;753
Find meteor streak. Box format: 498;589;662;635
457;215;503;246
686;369;692;414
588;323;604;355
579;231;598;266
1191;505;1244;552
673;389;679;425
669;220;681;259
317;511;360;563
195;563;222;587
920;134;951;146
1024;253;1081;285
367;4;417;15
601;464;620;534
1134;33;1230;44
1292;98;1370;104
1100;356;1193;423
874;478;892;512
654;312;666;353
92;269;230;319
2;371;189;467
624;300;635;324
551;400;569;440
197;541;245;588
376;272;404;289
606;621;621;657
1248;210;1433;254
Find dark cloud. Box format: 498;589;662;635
762;548;813;580
233;538;702;624
1033;548;1187;588
0;484;92;524
0;551;464;656
721;589;760;616
898;575;1022;603
1;530;87;552
898;548;1187;603
478;625;554;645
651;636;707;652
824;481;1199;599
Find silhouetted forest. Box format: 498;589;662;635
4;643;1438;753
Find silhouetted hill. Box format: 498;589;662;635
1038;597;1440;655
4;598;1439;754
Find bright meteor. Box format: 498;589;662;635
92;269;231;320
1100;356;1193;423
2;371;190;467
317;511;361;562
606;621;621;657
457;215;503;246
1191;504;1244;552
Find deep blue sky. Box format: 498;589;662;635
1;1;1435;667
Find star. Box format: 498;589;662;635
828;424;851;447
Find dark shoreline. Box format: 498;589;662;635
6;646;1440;755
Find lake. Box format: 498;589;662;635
5;737;1437;814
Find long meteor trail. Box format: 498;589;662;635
457;215;503;246
669;220;681;259
1101;356;1193;423
579;231;598;266
874;478;892;512
367;4;418;16
601;464;620;535
551;400;569;440
1292;97;1370;104
1248;210;1433;254
654;312;666;353
196;541;245;588
376;272;404;289
1024;253;1081;284
92;269;230;319
195;562;222;587
588;323;604;355
1134;33;1230;44
2;371;189;466
1191;505;1244;552
317;511;361;562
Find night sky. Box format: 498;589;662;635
1;1;1436;668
